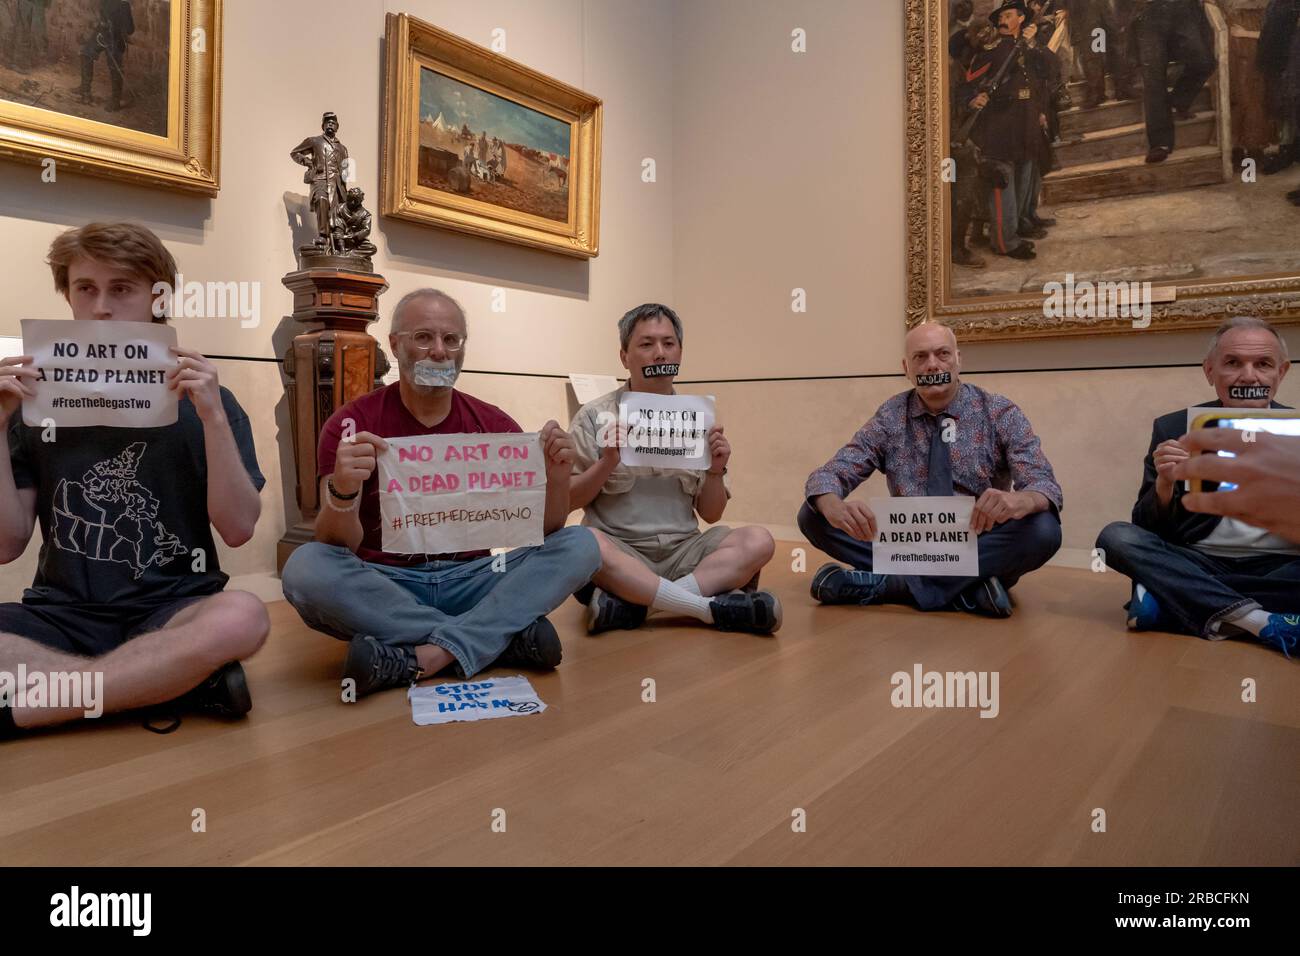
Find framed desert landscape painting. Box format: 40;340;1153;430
0;0;221;194
907;0;1300;341
382;12;602;258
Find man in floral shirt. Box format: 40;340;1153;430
798;323;1062;617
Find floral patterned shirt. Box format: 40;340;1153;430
803;383;1062;510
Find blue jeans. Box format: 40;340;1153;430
797;501;1061;610
280;527;601;677
1096;521;1300;637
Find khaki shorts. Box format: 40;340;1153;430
601;525;733;580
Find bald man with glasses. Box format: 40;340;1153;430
280;289;600;698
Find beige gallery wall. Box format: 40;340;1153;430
1;0;1297;600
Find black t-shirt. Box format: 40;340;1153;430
6;387;264;609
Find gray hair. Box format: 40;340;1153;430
391;288;466;334
618;303;683;351
1205;316;1289;362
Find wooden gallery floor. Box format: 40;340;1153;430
3;545;1298;867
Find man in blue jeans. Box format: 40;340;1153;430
1096;317;1300;655
798;323;1062;618
281;289;600;698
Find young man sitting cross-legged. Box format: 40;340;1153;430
568;303;780;637
0;222;269;740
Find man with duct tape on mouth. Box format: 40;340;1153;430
567;303;781;637
798;322;1062;618
1096;316;1300;655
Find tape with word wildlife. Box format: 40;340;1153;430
916;372;952;386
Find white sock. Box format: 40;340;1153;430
1221;607;1271;637
652;577;713;623
675;573;702;596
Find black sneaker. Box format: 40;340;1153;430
952;577;1013;618
708;590;782;635
586;587;649;635
343;635;420;699
0;699;23;741
810;562;889;606
180;661;252;719
493;617;563;670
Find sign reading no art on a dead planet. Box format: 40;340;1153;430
378;433;546;554
22;319;178;428
870;496;978;577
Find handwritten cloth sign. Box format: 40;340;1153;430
617;392;715;470
408;676;547;725
21;319;178;428
378;433;546;554
870;496;978;576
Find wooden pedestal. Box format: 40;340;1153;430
277;268;390;572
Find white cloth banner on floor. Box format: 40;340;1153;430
21;319;178;428
408;675;547;725
617;392;714;470
378;433;546;554
870;496;978;576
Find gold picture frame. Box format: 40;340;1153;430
0;0;222;195
382;13;602;258
905;0;1300;341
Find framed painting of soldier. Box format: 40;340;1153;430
0;0;221;194
907;0;1300;341
381;12;602;258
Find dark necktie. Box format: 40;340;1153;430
927;414;955;496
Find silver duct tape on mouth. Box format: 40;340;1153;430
413;359;460;388
1228;385;1271;401
642;363;680;378
916;372;952;387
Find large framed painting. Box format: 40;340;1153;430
0;0;221;194
382;13;602;258
907;0;1300;341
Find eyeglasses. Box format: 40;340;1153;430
393;330;466;353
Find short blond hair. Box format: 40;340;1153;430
46;222;178;323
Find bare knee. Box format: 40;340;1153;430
589;529;623;569
200;591;270;662
735;526;775;568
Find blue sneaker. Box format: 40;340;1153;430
810;562;890;606
1126;583;1164;631
1257;614;1300;658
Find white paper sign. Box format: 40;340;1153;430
568;372;621;405
870;496;978;576
378;432;546;554
0;336;22;361
617;392;715;470
408;675;547;725
21;319;178;428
